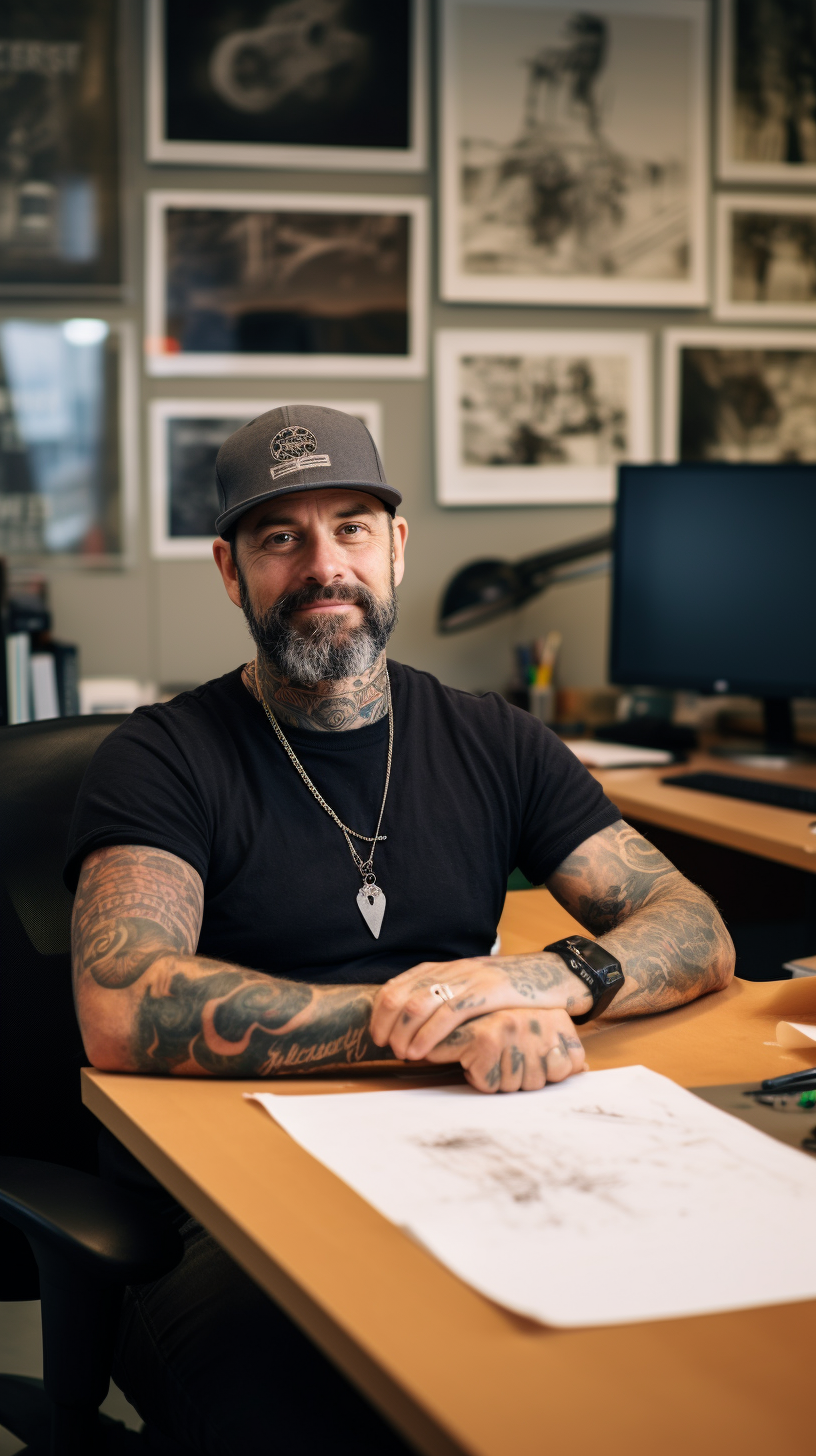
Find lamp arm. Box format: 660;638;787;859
514;530;614;591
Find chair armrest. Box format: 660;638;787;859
0;1156;182;1284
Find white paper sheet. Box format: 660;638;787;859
776;1020;816;1049
562;740;673;768
250;1066;816;1328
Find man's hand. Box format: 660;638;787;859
370;954;592;1061
426;1007;587;1094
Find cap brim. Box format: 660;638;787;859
215;478;403;537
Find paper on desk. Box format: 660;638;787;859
562;740;673;768
249;1066;816;1329
776;1020;816;1049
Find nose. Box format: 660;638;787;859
299;525;348;588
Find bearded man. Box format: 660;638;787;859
66;405;734;1456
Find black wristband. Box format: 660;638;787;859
543;935;624;1024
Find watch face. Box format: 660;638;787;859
569;937;621;980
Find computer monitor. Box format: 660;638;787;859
610;463;816;756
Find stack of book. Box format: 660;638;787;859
1;563;79;725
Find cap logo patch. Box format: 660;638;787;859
269;425;331;482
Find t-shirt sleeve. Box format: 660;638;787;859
512;712;621;885
63;711;213;892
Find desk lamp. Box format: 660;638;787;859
437;530;613;634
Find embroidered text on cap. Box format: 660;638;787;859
268;424;331;482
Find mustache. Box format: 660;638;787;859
272;581;378;618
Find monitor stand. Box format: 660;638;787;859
711;697;816;766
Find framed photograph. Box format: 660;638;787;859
145;191;428;379
0;317;137;561
0;0;121;292
436;329;651;506
662;328;816;463
150;397;383;559
718;0;816;183
715;194;816;323
145;0;426;171
440;0;709;307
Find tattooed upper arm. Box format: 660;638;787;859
546;820;679;934
71;845;204;990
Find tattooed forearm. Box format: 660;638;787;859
134;962;393;1077
547;820;735;1016
71;845;395;1076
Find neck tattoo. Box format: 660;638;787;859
243;656;388;733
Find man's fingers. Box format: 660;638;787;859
543;1041;572;1084
521;1047;547;1092
500;1043;525;1093
557;1028;588;1075
417;1008;587;1095
370;964;459;1049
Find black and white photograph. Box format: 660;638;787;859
149;397;382;558
146;0;426;171
662;328;816;464
145;191;428;378
0;317;136;559
436;329;651;504
440;0;708;307
718;0;816;182
716;195;816;323
0;0;121;291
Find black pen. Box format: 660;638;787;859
760;1067;816;1093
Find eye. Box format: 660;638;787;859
340;523;363;536
267;531;296;545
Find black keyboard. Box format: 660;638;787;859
663;771;816;815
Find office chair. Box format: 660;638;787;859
0;717;185;1456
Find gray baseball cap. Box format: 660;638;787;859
214;403;402;537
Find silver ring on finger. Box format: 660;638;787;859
429;982;456;1003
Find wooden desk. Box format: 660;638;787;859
82;890;816;1456
592;750;816;873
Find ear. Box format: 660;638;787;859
212;538;243;608
392;515;408;587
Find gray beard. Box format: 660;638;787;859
237;571;398;687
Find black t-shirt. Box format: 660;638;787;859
64;661;619;983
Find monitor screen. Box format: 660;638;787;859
610;464;816;699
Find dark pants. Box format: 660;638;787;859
112;1216;415;1456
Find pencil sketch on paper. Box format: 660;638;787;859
252;1065;816;1327
410;1093;810;1237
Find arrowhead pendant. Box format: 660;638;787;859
357;881;386;938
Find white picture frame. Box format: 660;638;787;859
715;194;816;322
149;397;383;559
145;191;429;379
717;0;816;184
436;329;652;506
0;316;138;564
662;327;816;463
145;0;427;172
440;0;709;307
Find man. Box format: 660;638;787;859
67;405;734;1455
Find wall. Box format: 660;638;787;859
34;1;711;696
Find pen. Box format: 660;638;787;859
760;1067;816;1092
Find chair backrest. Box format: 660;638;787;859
0;716;126;1174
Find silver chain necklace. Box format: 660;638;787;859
258;672;393;939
